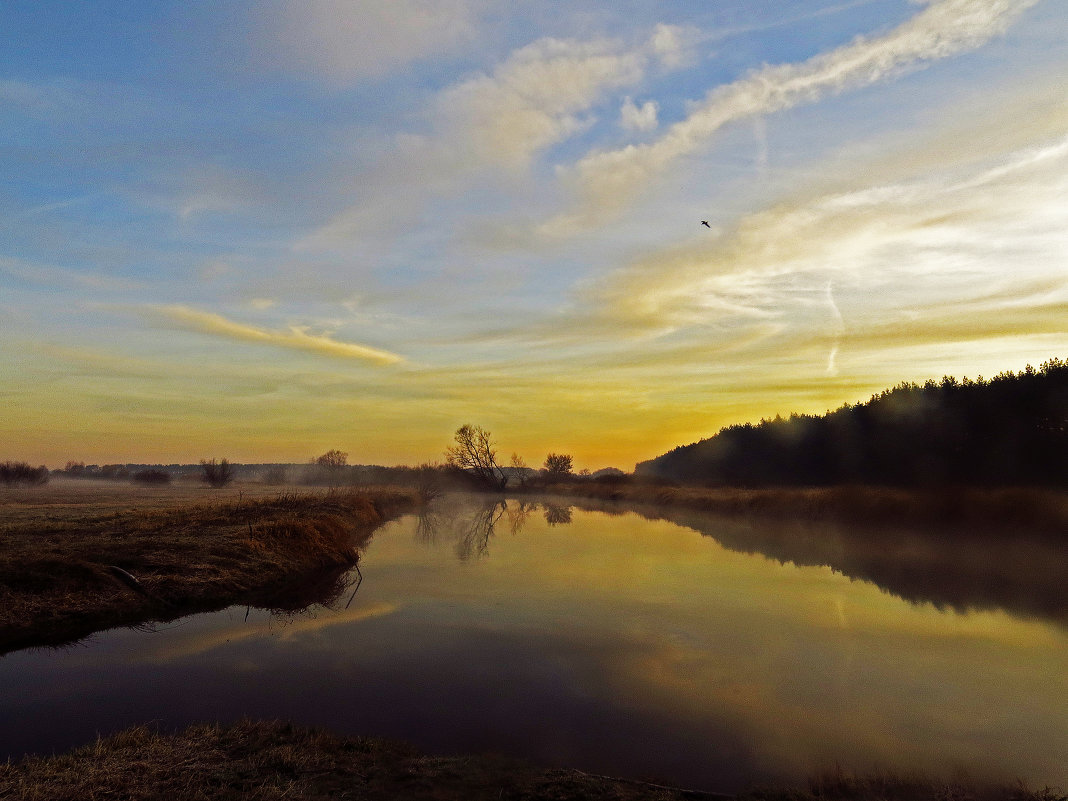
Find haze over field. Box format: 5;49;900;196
2;1;1066;469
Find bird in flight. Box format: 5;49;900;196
701;220;711;228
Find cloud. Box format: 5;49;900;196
305;26;686;245
433;35;647;171
151;305;404;365
620;97;658;132
0;78;89;116
265;0;486;85
553;0;1041;230
0;256;143;291
649;23;702;69
485;102;1067;381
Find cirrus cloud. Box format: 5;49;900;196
263;0;488;85
550;0;1042;232
150;304;404;365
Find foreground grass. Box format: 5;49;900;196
0;486;416;653
2;720;1062;801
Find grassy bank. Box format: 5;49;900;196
520;483;1068;536
2;720;1062;801
0;486;416;654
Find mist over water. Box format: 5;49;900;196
2;496;1065;793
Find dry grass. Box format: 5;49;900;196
0;719;722;801
0;482;416;653
2;721;1061;801
743;766;1067;801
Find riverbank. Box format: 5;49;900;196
516;482;1068;536
0;485;416;654
2;719;1061;801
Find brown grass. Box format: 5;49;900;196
744;766;1067;801
0;719;723;801
0;483;416;653
2;720;1062;801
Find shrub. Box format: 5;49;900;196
200;458;234;488
132;469;171;486
0;462;49;486
261;466;288;485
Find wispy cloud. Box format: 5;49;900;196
573;126;1068;336
434;23;696;172
150;305;404;365
264;0;487;85
0;256;143;291
306;26;693;245
549;0;1041;232
433;36;645;171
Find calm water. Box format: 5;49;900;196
2;496;1066;793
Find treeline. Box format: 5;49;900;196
636;358;1067;488
50;460;452;488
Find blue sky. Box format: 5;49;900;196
2;0;1066;468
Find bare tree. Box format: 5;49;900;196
415;462;445;504
510;452;533;487
445;424;507;490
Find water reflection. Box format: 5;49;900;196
414;498;570;560
414;495;1066;629
599;503;1068;628
1;495;1064;794
543;503;573;526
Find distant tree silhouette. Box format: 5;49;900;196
132;469;171;485
261;466;288;485
543;453;573;480
316;449;348;469
636;358;1067;488
0;461;48;486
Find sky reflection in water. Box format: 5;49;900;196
1;497;1066;793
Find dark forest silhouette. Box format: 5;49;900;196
637;358;1066;487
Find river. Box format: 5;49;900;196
1;495;1065;793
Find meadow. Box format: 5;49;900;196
0;479;416;654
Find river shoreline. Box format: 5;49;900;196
509;481;1068;536
3;481;1064;654
0;486;417;654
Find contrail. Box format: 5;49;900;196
826;281;845;375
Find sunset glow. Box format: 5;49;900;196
2;1;1065;469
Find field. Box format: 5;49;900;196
0;479;417;653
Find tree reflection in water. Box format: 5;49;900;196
414;497;574;559
415;494;1067;628
542;503;572;526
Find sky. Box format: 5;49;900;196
1;0;1066;470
